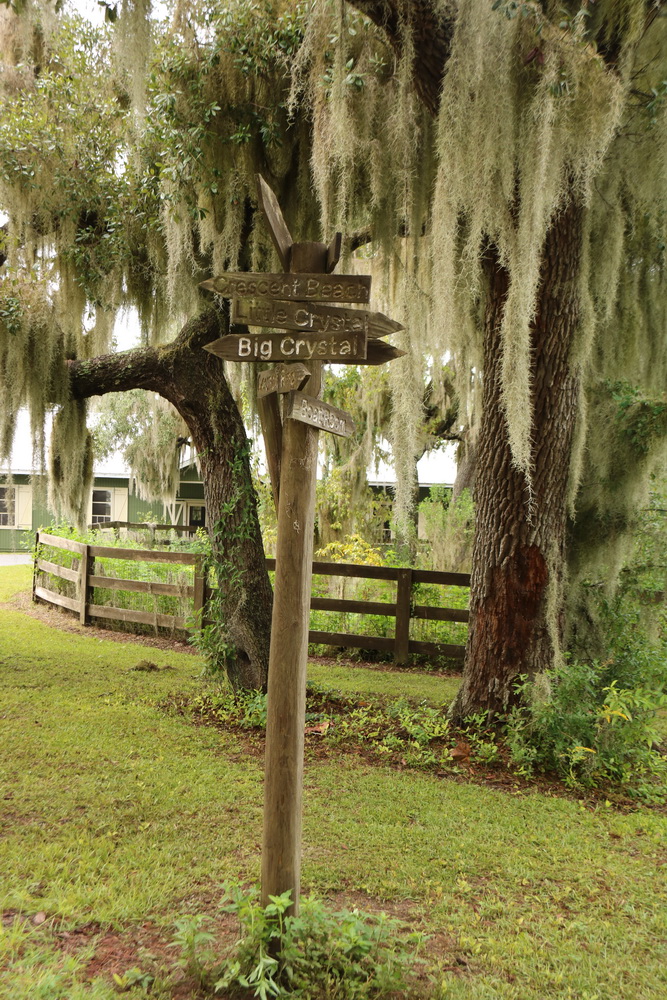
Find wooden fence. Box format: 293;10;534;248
87;521;199;538
33;531;470;663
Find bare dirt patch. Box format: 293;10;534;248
3;892;452;999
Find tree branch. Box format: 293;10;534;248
67;310;224;403
346;0;455;115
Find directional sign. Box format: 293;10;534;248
257;175;293;271
232;298;403;339
257;363;311;399
204;331;367;363
285;391;355;438
199;272;371;304
361;340;406;366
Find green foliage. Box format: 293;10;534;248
504;663;667;795
315;465;392;552
0;914;155;1000
186;684;455;771
418;487;474;574
91;390;189;503
202;883;422;999
315;534;384;566
188;583;240;679
608;381;667;456
170;914;217;987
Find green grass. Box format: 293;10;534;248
1;566;667;999
308;659;461;703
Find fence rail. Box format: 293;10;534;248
87;521;199;537
33;531;470;663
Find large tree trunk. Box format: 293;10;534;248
68;309;272;690
450;199;584;721
348;0;663;720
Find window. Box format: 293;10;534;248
188;504;206;528
0;487;15;527
91;489;112;524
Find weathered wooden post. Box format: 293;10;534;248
200;176;405;915
260;239;323;911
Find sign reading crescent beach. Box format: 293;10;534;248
199;272;371;304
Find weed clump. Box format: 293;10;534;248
172;884;424;998
504;663;667;799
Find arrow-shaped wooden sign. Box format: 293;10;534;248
257;363;311;399
232;298;403;339
361;339;406;365
256;174;341;274
285;391;355;438
199;272;371;304
204;331;368;363
257;175;293;271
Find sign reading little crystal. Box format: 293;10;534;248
286;391;355;438
204;331;367;363
232;298;368;336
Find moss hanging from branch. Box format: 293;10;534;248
48;399;94;525
0;273;69;467
293;0;667;583
92;389;190;502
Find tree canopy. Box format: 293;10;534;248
0;0;665;706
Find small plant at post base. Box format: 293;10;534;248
184;883;425;999
170;914;217;988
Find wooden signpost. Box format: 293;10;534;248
199;176;405;917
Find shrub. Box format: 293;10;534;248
174;884;424;999
504;661;667;795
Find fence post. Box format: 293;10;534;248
395;567;412;665
79;544;92;625
32;531;40;604
193;556;206;627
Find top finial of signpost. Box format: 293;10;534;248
256;175;341;275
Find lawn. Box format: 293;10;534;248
1;565;666;999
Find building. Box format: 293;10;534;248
0;464;206;553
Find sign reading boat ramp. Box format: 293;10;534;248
285;391;355;438
204;331;367;363
199;272;371;304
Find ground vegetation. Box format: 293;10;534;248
1;565;667;998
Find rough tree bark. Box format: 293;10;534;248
347;0;643;716
68;309;273;690
449;200;584;719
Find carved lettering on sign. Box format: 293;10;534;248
232;298;403;339
233;298;369;336
257;364;311;398
204;332;368;363
285;391;355;438
199;272;372;303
